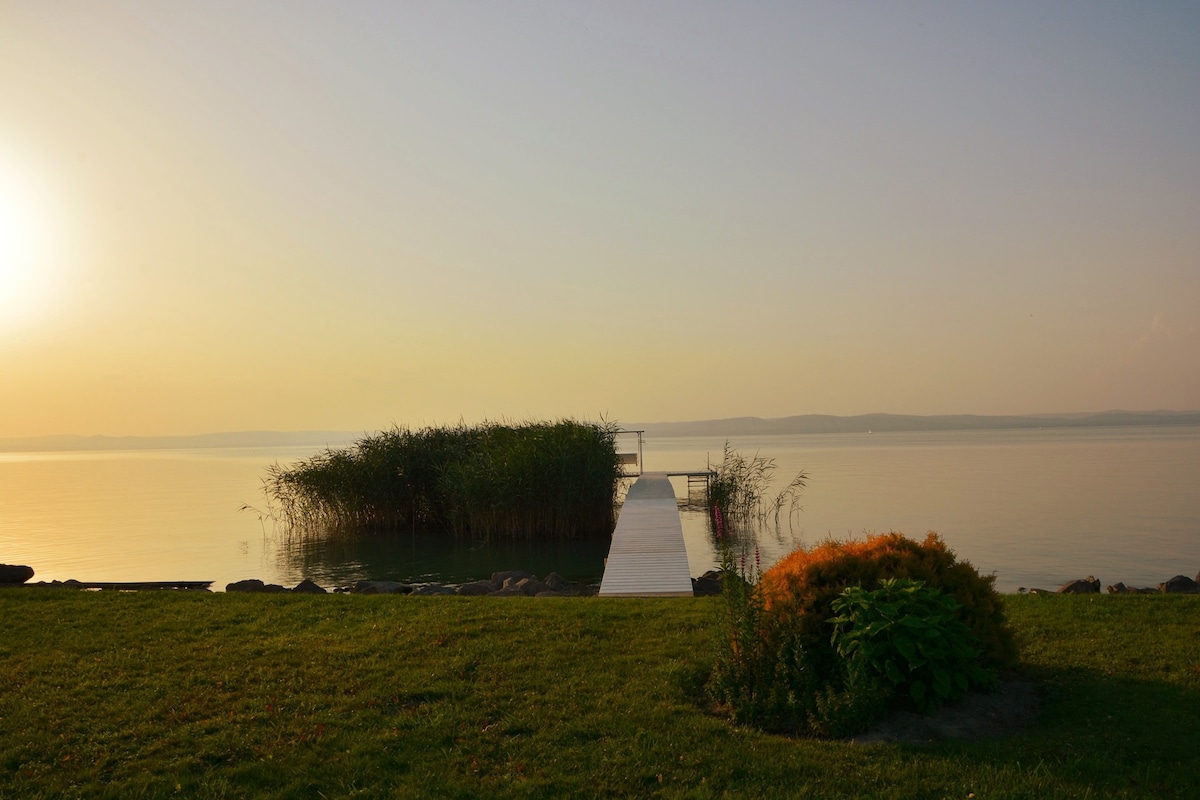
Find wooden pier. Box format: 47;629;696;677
598;472;694;597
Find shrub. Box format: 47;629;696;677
709;530;1016;737
830;578;997;713
759;532;1017;670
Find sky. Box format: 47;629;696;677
2;1;1198;437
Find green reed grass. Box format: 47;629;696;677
707;441;808;532
266;420;623;540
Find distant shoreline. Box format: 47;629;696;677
624;410;1200;438
3;411;1199;452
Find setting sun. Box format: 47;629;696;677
0;2;1197;435
0;155;57;330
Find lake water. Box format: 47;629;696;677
1;426;1198;593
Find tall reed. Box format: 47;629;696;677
266;420;623;540
706;441;807;533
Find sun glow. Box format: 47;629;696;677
0;155;60;331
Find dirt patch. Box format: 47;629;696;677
850;677;1038;745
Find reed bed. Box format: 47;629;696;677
266;420;623;540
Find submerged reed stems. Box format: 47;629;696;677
266;420;623;540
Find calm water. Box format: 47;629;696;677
1;426;1198;592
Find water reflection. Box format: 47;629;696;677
673;481;806;579
272;528;611;588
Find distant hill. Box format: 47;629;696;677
3;411;1198;452
620;410;1200;438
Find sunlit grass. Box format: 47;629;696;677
1;591;1197;798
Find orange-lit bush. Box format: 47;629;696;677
706;531;1018;735
760;532;1017;669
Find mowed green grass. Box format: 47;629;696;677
1;591;1197;799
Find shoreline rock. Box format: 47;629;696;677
8;565;1198;597
1017;572;1200;596
330;570;600;597
226;579;288;593
349;580;413;595
14;579;211;591
0;563;34;585
1158;575;1199;594
1106;582;1158;594
1057;576;1101;594
692;569;723;597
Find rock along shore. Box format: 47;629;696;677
226;570;600;597
1019;573;1200;595
5;562;1200;597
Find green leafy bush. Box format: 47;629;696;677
708;526;1017;737
830;578;997;712
760;532;1017;671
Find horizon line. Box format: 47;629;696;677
3;408;1200;448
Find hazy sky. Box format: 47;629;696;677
2;1;1198;437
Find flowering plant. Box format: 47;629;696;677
707;500;812;730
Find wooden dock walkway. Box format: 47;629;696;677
598;472;694;597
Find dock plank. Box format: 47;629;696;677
599;472;694;597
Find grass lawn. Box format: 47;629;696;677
1;591;1197;799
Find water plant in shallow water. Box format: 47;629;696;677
265;420;623;541
706;442;808;533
